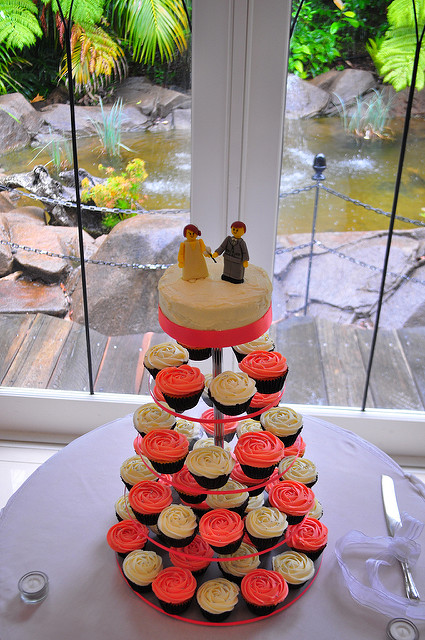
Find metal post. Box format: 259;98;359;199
304;153;326;316
212;348;224;448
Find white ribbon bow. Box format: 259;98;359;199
335;513;425;620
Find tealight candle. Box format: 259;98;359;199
18;571;49;604
386;618;419;640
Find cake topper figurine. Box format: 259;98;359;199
178;224;213;282
213;221;249;284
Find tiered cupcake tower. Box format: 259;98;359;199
107;312;327;624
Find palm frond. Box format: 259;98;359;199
0;0;43;49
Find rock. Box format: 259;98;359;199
0;279;68;316
173;108;192;130
0;93;44;134
38;103;149;135
0;106;31;152
310;69;377;115
10;223;70;282
378;262;425;328
285;74;330;119
3;206;46;227
115;77;191;118
0;223;13;277
388;85;425;118
70;211;189;335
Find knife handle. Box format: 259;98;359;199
401;561;420;601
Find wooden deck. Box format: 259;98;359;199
1;312;425;410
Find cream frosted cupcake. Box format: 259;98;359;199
260;406;303;447
308;497;324;520
272;550;315;589
133;402;176;436
174;418;203;449
157;504;198;548
278;456;318;488
208;371;256;416
236;418;264;438
196;578;240;622
245;506;288;551
232;333;275;363
143;342;189;378
245;492;265;513
122;549;163;593
202;374;213;407
115;495;136;521
206;479;249;516
186;445;235;489
218;541;260;584
193;437;232;453
120;455;158;490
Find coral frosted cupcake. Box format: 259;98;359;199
245;506;288;551
239;350;288;394
246;391;283;419
133;402;176;436
206;480;249;516
120;454;158;491
139;429;188;474
273;551;315;589
173;466;207;504
196;578;240;622
199;508;244;553
174;418;203;449
128;480;172;525
152;566;197;614
208;371;256;416
278;456;318;488
122;549;163;593
155;365;205;412
285;517;328;560
268;480;315;525
260;406;303;447
200;408;237;442
232;333;275;363
236;418;264;438
218;541;260;584
157;504;198;548
169;534;214;576
143;342;189;378
186;445;235;489
115;495;136;522
106;519;149;558
241;569;288;615
234;431;284;479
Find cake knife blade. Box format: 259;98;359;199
381;474;420;601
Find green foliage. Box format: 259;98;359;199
46;0;104;27
367;0;425;91
89;98;132;157
0;45;28;95
335;89;393;139
81;158;148;229
0;0;43;49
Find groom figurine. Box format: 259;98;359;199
213;221;249;284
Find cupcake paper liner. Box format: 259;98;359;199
284;513;306;526
276;427;303;448
245;532;282;551
218;567;245;586
148;456;186;475
157;597;194;614
189;471;232;490
162;389;203;413
208;536;244;555
243;600;278;616
209;394;253;416
289;544;326;561
176;490;207;505
133;510;161;526
252;371;288;395
126;578;153;594
157;529;197;549
239;463;275;480
198;607;233;622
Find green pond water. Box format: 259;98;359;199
1;117;424;235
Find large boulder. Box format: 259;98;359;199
310;69;377;115
285;74;330;119
38;103;149;136
0;93;45;152
115;77;191;118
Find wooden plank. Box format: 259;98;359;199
139;332;173;395
2;314;72;388
273;317;328;405
94;333;152;395
397;327;425;409
356;327;423;410
0;313;36;383
48;322;108;392
315;318;373;408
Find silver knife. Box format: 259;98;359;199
381;474;420;601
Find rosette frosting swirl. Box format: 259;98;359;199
106;519;149;553
128;480;172;515
144;342;189;370
285;517;328;551
157;504;197;539
278;456;317;484
186;446;235;479
234;333;275;355
122;549;163;586
234;432;284;467
218;542;260;577
245;506;287;539
239;350;287;380
209;371;256;405
120;455;158;484
236;418;264;437
200;408;237;436
196;578;239;615
199;509;244;546
152;567;197;603
133;403;175;434
272;551;315;585
140;429;188;462
308;497;324;520
169;535;214;572
206;480;249;510
193;438;232;453
115;495;136;520
268;480;315;516
156;365;204;396
174;418;202;440
260;406;302;436
241;569;288;606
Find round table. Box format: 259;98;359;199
1;413;424;640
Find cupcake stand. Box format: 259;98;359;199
114;306;321;625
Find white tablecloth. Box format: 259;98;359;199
1;414;425;640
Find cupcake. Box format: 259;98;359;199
120;454;158;491
173;466;207;504
139;429;188;474
308;497;324;520
272;551;315;589
236;418;264;438
200;408;237;443
155;365;205;412
174;418;203;449
241;569;288;616
152;566;197;614
122;549;163;593
206;480;249;516
169;535;214;576
244;506;288;551
133;403;176;437
177;342;212;361
193;437;232;453
157;504;198;548
218;541;260;584
278;456;318;488
245;492;265;513
283;435;306;458
234;431;284;480
143;342;189;378
268;480;315;525
199;508;244;553
232;333;275;363
285;517;328;560
208;371;256;416
186;445;235;489
115;495;136;521
106;519;149;558
128;480;172;526
260;406;303;447
231;462;266;497
239;350;288;394
246;391;283;419
196;578;239;622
